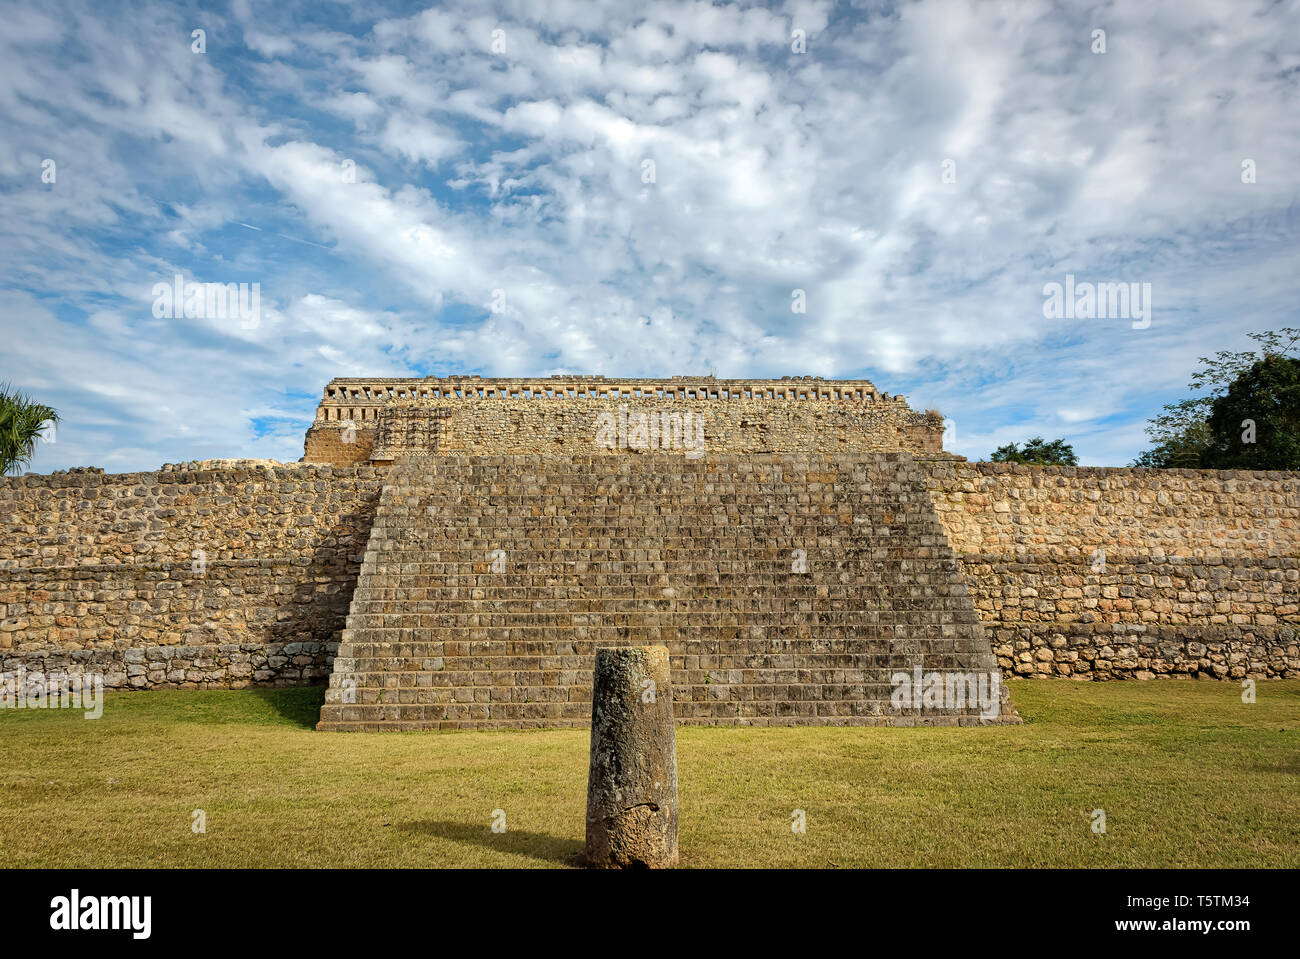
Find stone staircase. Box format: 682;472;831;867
317;453;1018;730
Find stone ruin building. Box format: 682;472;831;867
1;375;1295;731
302;374;949;465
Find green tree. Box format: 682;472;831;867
1198;354;1300;469
1133;328;1299;468
0;383;59;475
989;436;1078;466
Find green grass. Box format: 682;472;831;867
2;680;1297;868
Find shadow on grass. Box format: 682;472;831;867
400;819;585;867
249;685;325;729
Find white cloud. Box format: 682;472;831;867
1;0;1297;471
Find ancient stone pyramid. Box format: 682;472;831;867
317;452;1018;730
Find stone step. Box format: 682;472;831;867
325;669;993;690
361;526;953;536
330;643;997;664
317;452;1018;730
341;618;984;630
316;698;1005;732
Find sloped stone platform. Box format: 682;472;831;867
317;453;1018;730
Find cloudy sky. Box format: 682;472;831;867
2;0;1297;471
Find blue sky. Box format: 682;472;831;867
3;0;1297;471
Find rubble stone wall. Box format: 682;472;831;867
923;462;1300;679
0;465;382;689
2;457;1295;697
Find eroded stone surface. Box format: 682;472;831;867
315;453;1020;730
585;645;678;869
303;375;947;465
923;461;1300;679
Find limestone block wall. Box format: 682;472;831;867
299;429;375;469
923;462;1298;556
305;399;944;463
922;463;1300;679
3;453;1296;697
302;375;946;464
0;464;383;689
317;453;1014;731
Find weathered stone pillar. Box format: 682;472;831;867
584;645;679;868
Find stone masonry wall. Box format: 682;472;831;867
0;464;382;691
377;398;937;459
2;453;1295;697
923;462;1300;679
303;375;946;465
306;400;944;464
300;428;375;469
317;453;1014;730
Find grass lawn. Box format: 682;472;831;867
1;679;1297;868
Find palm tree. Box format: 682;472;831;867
0;383;59;475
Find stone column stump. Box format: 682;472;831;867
584;645;679;868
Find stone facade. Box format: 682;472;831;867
303;375;948;465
